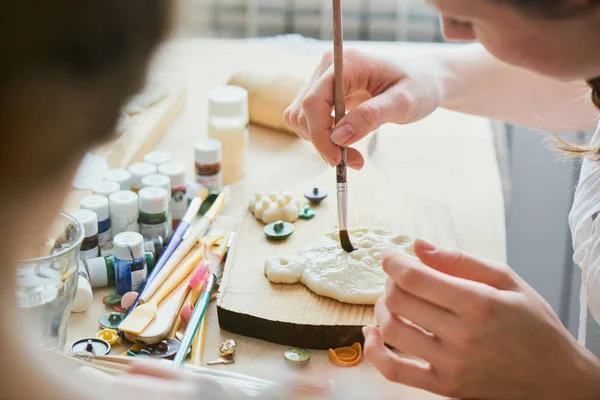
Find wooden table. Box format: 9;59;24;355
66;39;506;399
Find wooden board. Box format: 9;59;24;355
63;87;186;212
217;132;457;349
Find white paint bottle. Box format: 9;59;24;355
109;190;139;235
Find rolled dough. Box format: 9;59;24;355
264;228;414;304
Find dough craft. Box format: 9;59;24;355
249;191;303;224
265;228;414;305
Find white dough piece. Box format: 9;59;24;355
265;228;414;305
249;190;301;223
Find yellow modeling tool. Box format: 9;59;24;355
118;244;205;335
190;304;208;365
138;193;225;304
168;261;210;339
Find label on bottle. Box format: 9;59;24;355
98;219;112;247
140;222;167;241
196;172;223;192
115;256;147;295
80;246;99;261
111;217;139;236
170;187;187;230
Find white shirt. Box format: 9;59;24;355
569;123;600;345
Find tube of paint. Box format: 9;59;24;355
80;195;112;247
113;232;147;295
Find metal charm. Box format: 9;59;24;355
207;339;237;366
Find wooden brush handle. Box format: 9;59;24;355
204;192;225;222
148;245;204;306
332;0;347;184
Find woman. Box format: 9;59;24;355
285;0;600;398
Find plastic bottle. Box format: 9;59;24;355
207;85;249;185
138;187;169;242
195;139;222;192
113;232;147;294
72;209;100;261
80;194;112;247
158;162;188;230
92;181;120;198
104;168;132;191
144;150;172;167
85;252;155;288
109;191;139;235
128;162;157;193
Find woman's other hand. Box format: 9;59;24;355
284;49;443;169
364;239;600;399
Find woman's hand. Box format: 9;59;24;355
364;239;600;399
284;49;444;169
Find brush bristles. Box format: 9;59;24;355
339;230;354;253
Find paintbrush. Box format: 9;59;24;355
173;273;216;367
128;197;203;314
138;192;225;304
168;260;210;339
332;0;354;253
118;244;205;335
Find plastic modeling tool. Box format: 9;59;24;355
173;273;216;366
328;342;362;367
332;0;354;253
128;197;203;313
138;192;224;304
118;245;205;335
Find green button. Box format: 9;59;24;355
99;312;126;330
284;347;311;366
298;205;316;219
264;220;294;240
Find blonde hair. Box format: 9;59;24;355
553;78;600;160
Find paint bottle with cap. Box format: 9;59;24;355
104;168;132;191
72;209;100;261
113;232;148;294
138;187;169;242
109;191;139;235
101;235;162;260
207;85;249;185
85;252;154;288
158;162;188;230
80;194;112;247
93;181;120;198
141;174;172;234
144;150;172;167
128;162;157;193
195;139;222;192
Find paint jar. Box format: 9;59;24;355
113;232;147;294
128;162;157;193
109;191;139;235
104;168;132;191
141;174;172;234
16;212;83;351
195;139;222;192
144;150;172;167
72;209;100;261
158;162;188;230
138;187;169;242
207;85;248;185
85;252;154;288
72;267;94;313
80;195;112;247
92;181;120;198
101;236;162;260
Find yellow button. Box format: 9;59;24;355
96;329;119;345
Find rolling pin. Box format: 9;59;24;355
227;71;306;135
